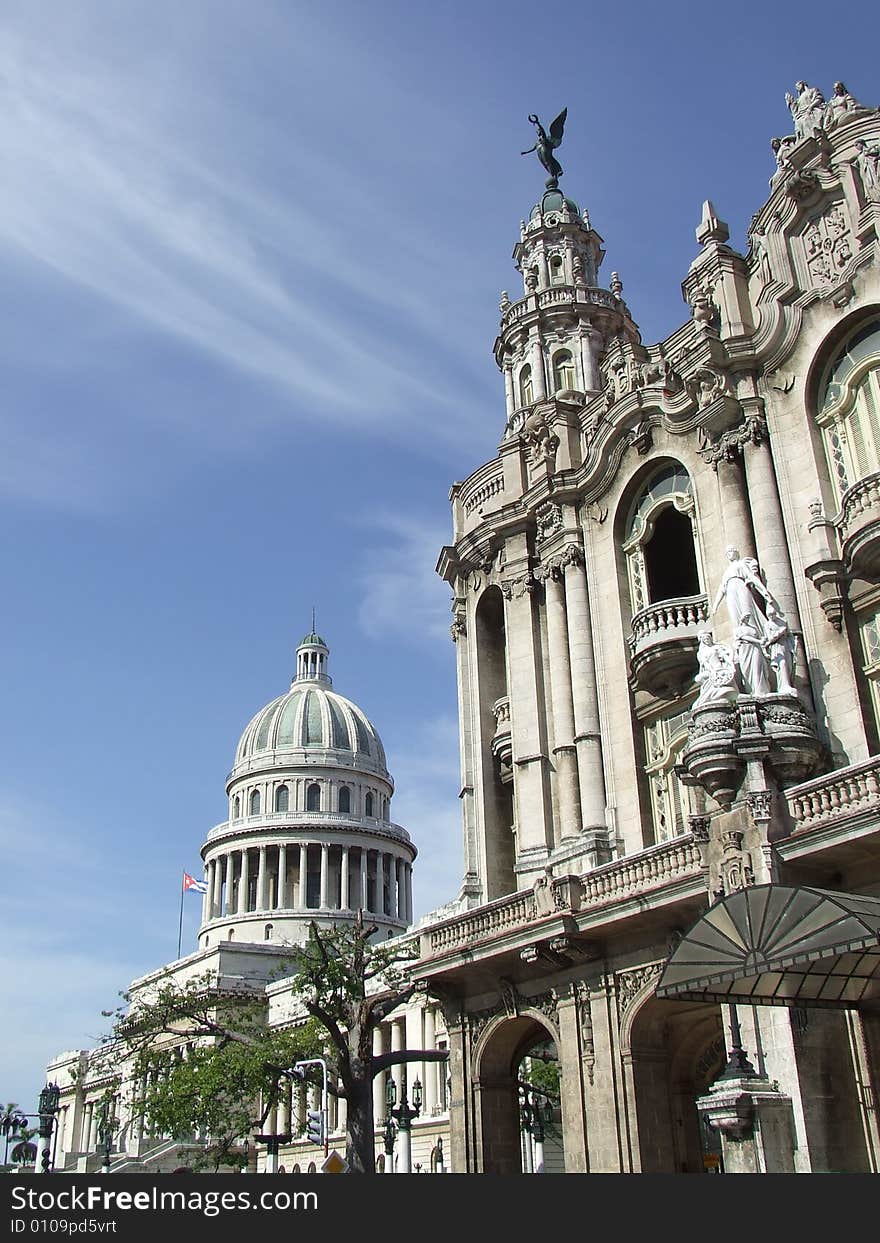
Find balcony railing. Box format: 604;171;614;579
785;755;880;832
627;594;708;697
424;835;703;955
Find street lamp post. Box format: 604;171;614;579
519;1090;534;1174
96;1096;116;1175
385;1074;422;1174
36;1085;61;1175
382;1116;396;1174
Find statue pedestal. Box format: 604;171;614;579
697;1072;796;1174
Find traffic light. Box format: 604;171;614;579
306;1109;325;1146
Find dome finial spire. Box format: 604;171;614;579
294;620;331;684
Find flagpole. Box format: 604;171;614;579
177;873;185;960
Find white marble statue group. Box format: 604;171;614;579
693;547;797;708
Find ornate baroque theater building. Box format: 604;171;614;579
47;78;880;1174
416;77;880;1174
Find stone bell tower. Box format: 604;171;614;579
440;126;643;905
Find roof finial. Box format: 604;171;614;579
312;605;316;634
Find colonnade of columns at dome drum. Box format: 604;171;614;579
203;842;413;922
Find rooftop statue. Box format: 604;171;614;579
786;80;826;142
522;108;568;185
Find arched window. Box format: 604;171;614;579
643;709;697;844
249;789;261;816
816;318;880;505
275;785;289;813
519;364;533;407
306;783;321;812
264;924;273;941
228;929;235;941
623;464;702;613
338;786;351;814
233;795;240;820
552;349;576;393
549;254;565;285
365;791;374;817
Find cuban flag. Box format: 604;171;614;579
183;871;208;895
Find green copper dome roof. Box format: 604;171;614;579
299;631;327;646
233;684;387;775
529;187;581;220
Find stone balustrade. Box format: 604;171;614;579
837;472;880;579
459;460;505;522
500;286;617;331
785;755;880;832
492;696;511;732
627;594;708;697
424;836;703;955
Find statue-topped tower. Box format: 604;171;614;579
495;110;641;437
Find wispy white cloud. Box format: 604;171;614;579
356;512;452;645
0;18;487;459
385;714;463;918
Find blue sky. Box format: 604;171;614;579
1;0;877;1110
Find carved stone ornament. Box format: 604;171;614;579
855;140;880;206
468;1006;497;1048
689;280;720;331
804;205;853;288
449;614;467;643
747;790;773;822
689;366;733;413
699;411;767;467
523;409;559;467
533;870;555;916
535;501;563;544
693;632;739;708
528;988;559;1030
615;962;665;1018
719;825;755;895
574;981;596;1084
689;814;711;843
499;977;521;1019
583;500;609;525
501;572;536;600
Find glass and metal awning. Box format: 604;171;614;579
656;884;880;1008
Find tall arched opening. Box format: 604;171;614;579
624;993;724;1173
473;1014;564;1173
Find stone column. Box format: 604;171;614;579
298;843;308;908
542;565;582;840
424;1008;437;1116
256;845;267;910
716;456;757;562
341;846;350;910
223;854;233;916
742;433;813;704
372;1026;386;1127
360;848;368;913
396;859;405;919
277;844;287;909
391;1018;404;1101
531;333;547;399
387;853;397;918
503;576;552;858
319;843;329;909
238;849;250;915
563;549;608;837
201;863;212;925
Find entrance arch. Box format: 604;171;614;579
624;993;724;1173
473;1013;562;1173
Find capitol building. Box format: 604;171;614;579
48;77;880;1174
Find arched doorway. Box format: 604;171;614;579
624;994;724;1173
473;1014;564;1173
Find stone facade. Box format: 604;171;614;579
45;78;880;1176
420;78;880;1173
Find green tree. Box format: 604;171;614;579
105;912;446;1175
285;911;447;1174
104;980;320;1172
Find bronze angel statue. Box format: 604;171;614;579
521;108;568;183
